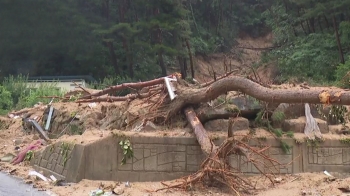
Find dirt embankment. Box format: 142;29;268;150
192;33;277;84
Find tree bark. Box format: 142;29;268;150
196;106;258;124
185;39;195;79
106;42;120;74
119;0;134;77
80;75;170;99
184;107;217;156
177;56;187;79
324;15;330;30
332;15;345;64
317;16;323;32
309;18;315;33
158;51;167;76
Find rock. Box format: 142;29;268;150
274;177;283;183
204;119;229;131
142;121;159;131
204;117;249;132
0;153;15;162
329;124;350;134
272;103;320;124
282;117;328;133
231;117;249;131
229;96;262;118
13;139;23;146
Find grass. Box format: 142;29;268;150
0;74;65;114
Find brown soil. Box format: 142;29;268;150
185;33;276;84
2;114;350;196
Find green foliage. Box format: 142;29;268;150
16;83;63;109
0;85;13;115
271;34;339;82
306;138;323;149
340;137;350;145
271;111;285;123
273;128;283;138
2;74;28;107
262;0;350;83
224;105;240;113
255;109;292;154
69;124;83;135
24;150;34;162
1;0;349;86
0;75;64;114
286;131;294;138
60;142;73;167
316;104;348;125
335;57;350;88
0;0;272;79
280;141;291;154
119;139;134;165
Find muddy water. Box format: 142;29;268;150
0;172;49;196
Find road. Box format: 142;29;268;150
0;172;50;196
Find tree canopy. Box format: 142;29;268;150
0;0;350;85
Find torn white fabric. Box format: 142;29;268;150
304;103;323;140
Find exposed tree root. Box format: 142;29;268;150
155;136;282;195
153;107;283;195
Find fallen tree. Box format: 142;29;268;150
74;73;350;195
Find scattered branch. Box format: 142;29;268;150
200;70;238;87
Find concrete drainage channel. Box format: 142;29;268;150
0;172;51;196
30;133;350;183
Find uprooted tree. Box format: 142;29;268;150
74;73;350;195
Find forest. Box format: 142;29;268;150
1;0;350;85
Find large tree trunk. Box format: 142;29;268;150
177;56;187;79
184;107;217;156
185;39;195;79
157;76;350;121
332;15;345;64
106;42;120;75
119;0;134;77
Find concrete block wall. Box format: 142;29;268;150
30;135;350;182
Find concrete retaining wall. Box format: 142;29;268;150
30;135;350;182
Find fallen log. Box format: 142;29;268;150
195;105;262;123
77;86;164;103
80;75;172;99
184;107;217;156
154;76;350;121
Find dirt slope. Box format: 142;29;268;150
193;33;275;83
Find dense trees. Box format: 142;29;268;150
263;0;350;83
1;0;350;84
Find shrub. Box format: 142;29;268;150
0;85;13;115
1;75;64;110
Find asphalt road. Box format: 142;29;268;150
0;172;49;196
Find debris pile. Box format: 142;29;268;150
2;72;350;195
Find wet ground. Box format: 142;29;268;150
0;172;49;196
